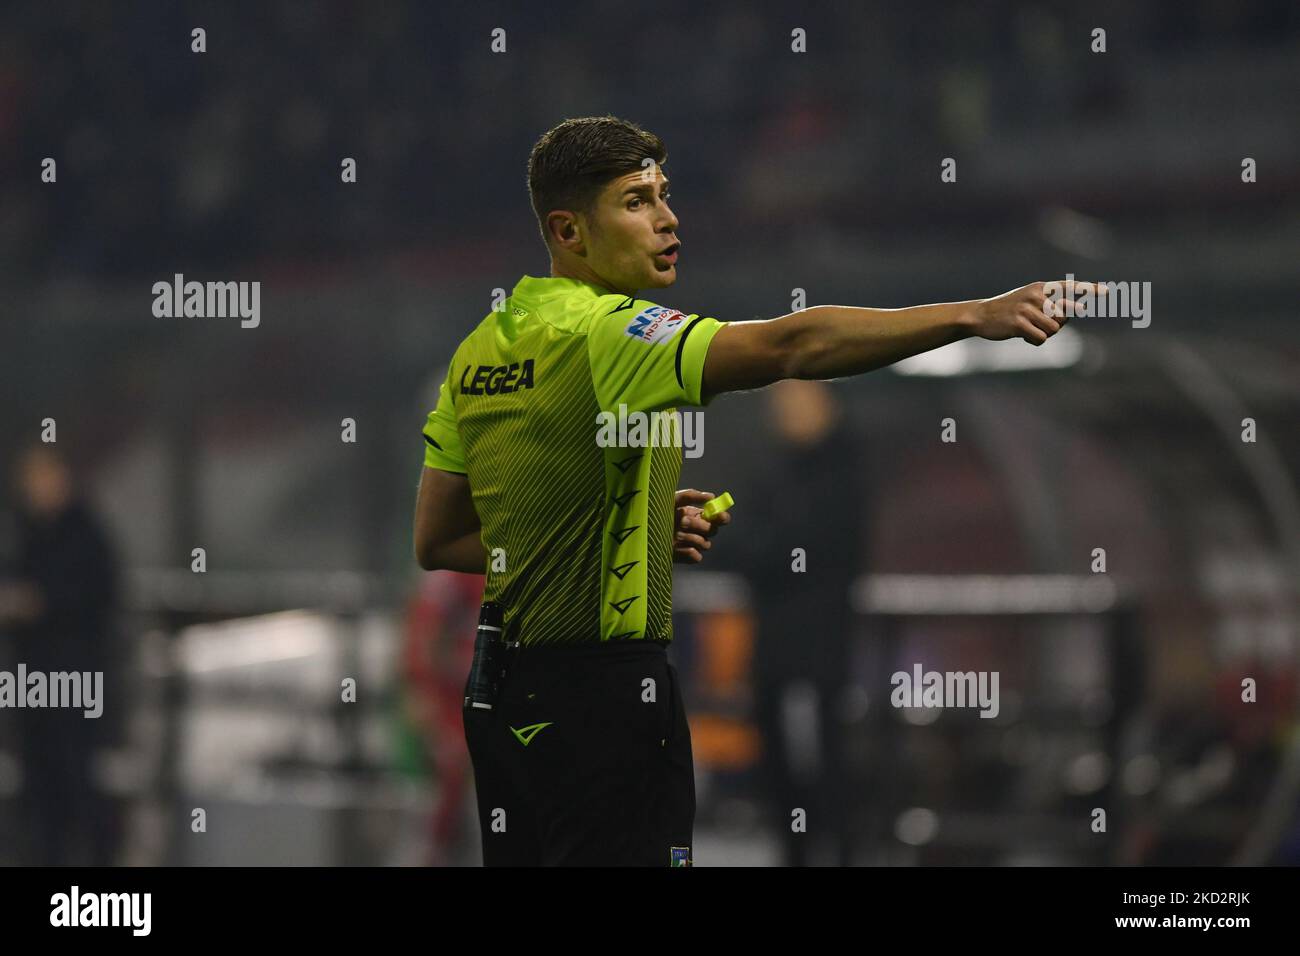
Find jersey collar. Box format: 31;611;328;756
514;274;620;302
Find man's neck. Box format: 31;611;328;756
549;262;630;297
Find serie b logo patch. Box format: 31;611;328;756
670;846;692;867
625;306;687;345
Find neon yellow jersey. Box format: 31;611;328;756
421;275;728;646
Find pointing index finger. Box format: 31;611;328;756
676;489;715;503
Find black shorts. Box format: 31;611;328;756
462;640;695;866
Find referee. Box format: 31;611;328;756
414;115;1095;866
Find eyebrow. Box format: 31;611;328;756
623;180;670;197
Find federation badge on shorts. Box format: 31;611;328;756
670;846;692;867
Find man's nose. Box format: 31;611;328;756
658;203;679;233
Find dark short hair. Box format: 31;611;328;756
527;116;667;244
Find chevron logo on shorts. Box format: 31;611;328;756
509;722;553;746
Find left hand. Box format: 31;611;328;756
672;489;731;564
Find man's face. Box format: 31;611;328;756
577;165;680;293
17;448;72;518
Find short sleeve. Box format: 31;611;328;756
587;298;728;414
421;368;467;474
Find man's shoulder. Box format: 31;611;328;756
532;288;641;337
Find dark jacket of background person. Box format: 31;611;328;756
738;415;867;685
13;498;119;672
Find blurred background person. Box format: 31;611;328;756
738;380;867;866
399;569;484;866
0;445;123;865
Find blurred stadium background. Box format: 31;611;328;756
1;1;1299;865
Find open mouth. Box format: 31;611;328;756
656;242;680;263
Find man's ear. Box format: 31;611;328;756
547;210;583;252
